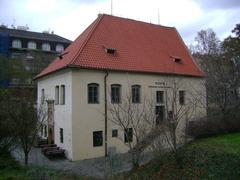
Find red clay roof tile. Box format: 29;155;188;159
35;14;204;79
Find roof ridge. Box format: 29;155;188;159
69;15;104;65
101;13;175;29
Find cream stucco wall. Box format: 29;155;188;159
38;68;206;161
37;69;73;160
70;69;206;161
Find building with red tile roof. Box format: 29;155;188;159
35;14;204;79
37;14;206;161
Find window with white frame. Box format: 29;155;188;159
111;84;121;103
88;83;99;104
55;86;59;104
56;44;64;52
132;85;141;103
42;43;51;51
28;41;36;49
12;39;22;48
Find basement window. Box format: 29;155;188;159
105;48;116;54
112;129;118;138
93;131;103;147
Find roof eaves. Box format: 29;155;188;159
33;65;68;80
67;64;205;78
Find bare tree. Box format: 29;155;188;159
108;90;156;168
159;79;201;163
194;29;221;55
6;89;47;166
108;79;203;168
191;25;240;134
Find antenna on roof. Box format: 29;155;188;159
111;0;112;15
158;8;160;25
11;18;16;29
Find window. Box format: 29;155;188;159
179;90;185;105
112;129;118;137
44;125;47;137
56;44;64;52
168;111;173;121
26;53;34;60
42;43;51;51
60;85;65;105
28;41;36;49
156;91;164;104
93;131;103;147
105;48;116;54
41;89;45;104
156;106;165;125
111;84;121;103
132;85;141;103
55;86;59;104
60;128;63;143
12;39;22;48
88;83;99;104
41;126;43;136
124;128;133;143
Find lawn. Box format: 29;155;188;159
124;133;240;180
0;153;91;180
1;133;240;179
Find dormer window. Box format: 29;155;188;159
174;58;181;63
171;56;182;63
105;48;116;54
42;43;51;51
56;44;64;52
12;39;22;48
28;41;36;49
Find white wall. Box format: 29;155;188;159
37;69;73;160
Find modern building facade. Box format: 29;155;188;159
36;14;206;161
0;26;71;87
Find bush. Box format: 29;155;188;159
188;110;240;139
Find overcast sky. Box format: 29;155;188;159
0;0;240;45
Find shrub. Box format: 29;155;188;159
188;110;240;139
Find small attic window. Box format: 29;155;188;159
174;58;181;63
105;48;116;54
171;56;182;63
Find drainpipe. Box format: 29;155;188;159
104;71;109;157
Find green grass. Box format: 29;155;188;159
123;132;240;180
195;132;240;154
0;153;92;180
1;133;240;179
